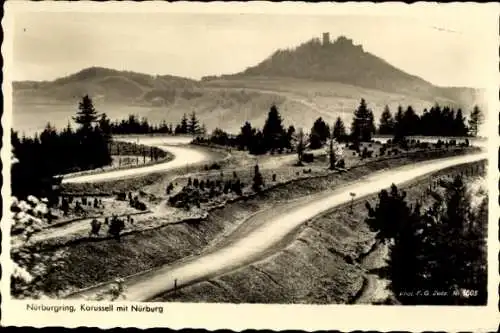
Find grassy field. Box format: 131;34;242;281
30;148;480;297
151;160;487;304
15;74;482;137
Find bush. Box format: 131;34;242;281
302;153;314;163
108;216;125;241
129;196;147;211
252;165;264;192
209;163;221;170
361;147;373;159
232;179;243;195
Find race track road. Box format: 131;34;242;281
66;151;487;302
61;136;212;184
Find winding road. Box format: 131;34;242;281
61;136;212;184
66;151;487;302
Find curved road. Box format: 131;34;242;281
67;151;486;301
61;136;211;184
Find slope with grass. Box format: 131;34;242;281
28;147;478;299
151;160;486;304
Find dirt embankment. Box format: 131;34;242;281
37;151;482;297
150;160;486;304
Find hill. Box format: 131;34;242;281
203;35;484;108
13;35;487;134
13;67;200;105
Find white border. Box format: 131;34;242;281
1;1;499;330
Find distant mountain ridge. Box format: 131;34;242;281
13;34;486;135
13;66;200;105
204;35;484;108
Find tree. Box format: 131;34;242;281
252;164;264;192
74;95;98;132
351;98;374;142
309;131;323;150
285;125;296;150
468;106;484;137
328;138;336;169
453;109;468;137
200;123;207;136
188;111;200;135
262;105;285;152
378;105;395;135
310;117;330;146
108;216;125;241
238;121;256;150
387;202;426;305
401;105;420;137
332;117;346;141
365;184;411;244
180;113;189;134
98;113;112;141
393;105;405;142
296;128;306;165
248;130;267;155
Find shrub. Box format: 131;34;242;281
209;163;221;170
61;198;69;215
232;179;242;195
252;165;264;192
89;219;102;236
361;147;373;159
108;216;125;241
302;153;314;163
166;183;174;195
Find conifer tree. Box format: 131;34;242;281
453;109;468;136
296;128;306;165
262;105;285;152
332;117;346;141
378;105;395;135
468;106;484;137
188;111;200;135
74;95;98;132
393;105;405;142
180;113;189;134
351;98;374;142
252;164;264;192
239;121;256;150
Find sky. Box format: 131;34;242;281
10;6;498;88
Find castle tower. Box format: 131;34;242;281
322;32;330;45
